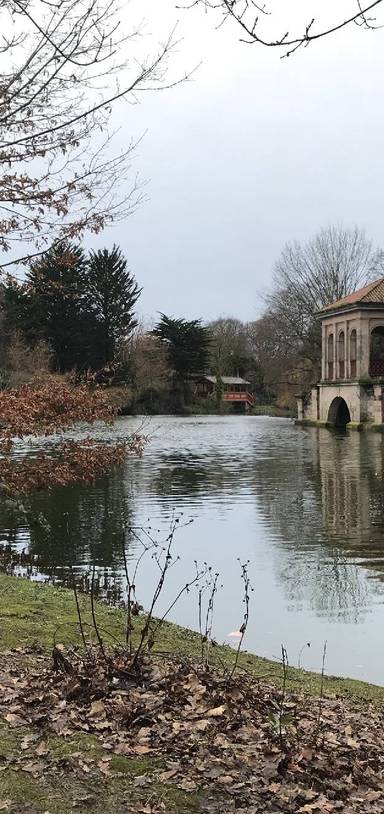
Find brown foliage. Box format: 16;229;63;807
1;646;384;813
0;440;139;494
0;375;144;495
0;375;115;440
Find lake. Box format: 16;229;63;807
2;415;384;685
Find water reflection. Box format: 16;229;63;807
252;429;384;622
2;417;384;681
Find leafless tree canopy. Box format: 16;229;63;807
188;0;384;56
265;225;380;368
0;0;182;269
208;316;249;373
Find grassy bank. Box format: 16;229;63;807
0;573;383;814
0;572;382;702
251;404;295;418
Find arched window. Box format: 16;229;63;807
327;334;334;380
338;331;345;379
350;329;357;378
370;326;384;377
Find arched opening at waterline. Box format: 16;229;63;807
327;397;351;428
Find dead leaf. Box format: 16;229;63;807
35;741;48;756
159;769;179;782
88;700;106;720
178;778;198;792
4;712;25;728
217;775;234;785
132;745;153;755
207;705;226;718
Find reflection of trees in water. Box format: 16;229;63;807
250;429;384;621
277;554;369;624
151;455;231;501
153;460;212;497
0;470;136;585
3;420;384;624
0;448;238;581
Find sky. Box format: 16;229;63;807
85;0;384;324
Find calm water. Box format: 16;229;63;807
2;415;384;684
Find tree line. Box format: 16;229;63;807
1;224;382;412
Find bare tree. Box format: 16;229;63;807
0;0;184;270
248;309;302;394
265;224;379;369
187;1;384;57
123;326;171;403
208;316;250;375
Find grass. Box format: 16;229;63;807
0;719;199;813
251;404;295;418
183;400;233;415
0;572;383;812
0;572;383;703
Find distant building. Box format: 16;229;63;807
296;277;384;429
193;375;255;411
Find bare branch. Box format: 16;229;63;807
187;0;384;56
0;1;188;268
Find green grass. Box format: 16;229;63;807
0;572;383;812
251;404;295;418
0;719;199;813
0;572;383;703
183;400;233;415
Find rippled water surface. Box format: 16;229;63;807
2;415;384;684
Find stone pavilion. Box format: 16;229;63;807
296;278;384;429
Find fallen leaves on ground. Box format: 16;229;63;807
0;646;383;813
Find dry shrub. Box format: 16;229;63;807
0;375;145;495
2;332;51;388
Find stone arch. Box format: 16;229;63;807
350;329;357;378
370;326;384;377
327;397;351;428
327;333;334;380
338;330;345;379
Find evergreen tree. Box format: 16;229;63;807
152;315;212;378
23;242;91;372
86;246;141;367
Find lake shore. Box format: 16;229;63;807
0;574;384;814
0;573;384;814
1;572;382;701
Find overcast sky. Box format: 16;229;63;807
86;0;384;324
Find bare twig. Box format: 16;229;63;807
229;559;252;678
186;0;384;57
121;535;134;653
279;644;288;748
314;641;328;739
69;563;88;652
90;563;109;663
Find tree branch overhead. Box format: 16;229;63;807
186;0;384;56
0;0;185;269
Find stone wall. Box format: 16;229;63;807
297;382;384;427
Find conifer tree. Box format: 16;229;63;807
152;315;212;378
87;246;142;367
22;242;92;372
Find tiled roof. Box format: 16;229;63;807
321;278;384;312
205;376;250;385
